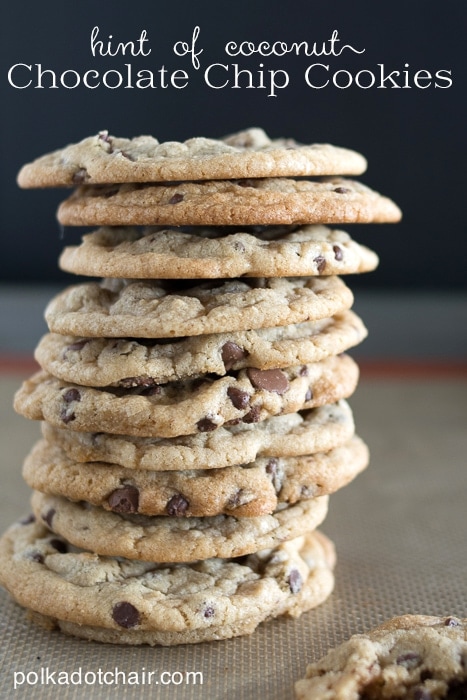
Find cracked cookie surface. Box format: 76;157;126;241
0;518;335;645
43;276;354;338
23;436;368;517
58;225;378;278
17;127;367;187
30;491;329;562
41;400;355;471
15;356;359;438
35;310;366;387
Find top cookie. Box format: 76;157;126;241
17;128;367;188
295;614;467;700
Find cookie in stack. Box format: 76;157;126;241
0;128;401;645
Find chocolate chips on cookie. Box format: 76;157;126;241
295;615;467;700
17;128;368;187
1;126;401;646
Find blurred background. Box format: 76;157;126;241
0;0;466;359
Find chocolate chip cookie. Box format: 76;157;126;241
58;225;378;278
0;518;335;645
43;276;354;338
57;178;402;227
17;127;367;187
35;310;367;387
31;491;329;562
14;356;359;438
41;400;355;471
23;436;368;517
295;615;467;700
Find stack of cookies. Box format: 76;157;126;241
0;128;401;645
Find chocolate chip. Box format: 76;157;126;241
197;418;218;432
420;670;433;682
304;389;313;402
60;409;76;424
29;551;44;564
299;365;309;376
42;508;56;528
288;568;302;594
314;255;327;273
445;617;461;627
141;385;162;396
72;168;89;184
59;389;80;422
227;386;250;409
49;538;68;553
112;602;140;629
333;186;350;194
221;342;247;370
64;340;89;355
265;458;282;491
242;405;261;423
396;652;421;669
203;605;215;618
333;245;344;261
247;368;289;394
119;376;157;389
227;489;246;509
169;193;184;204
224;418;241;426
265;459;278;476
63;388;81;403
98;130;114;152
107;485;139;514
166;494;189;517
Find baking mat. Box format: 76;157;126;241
0;373;466;699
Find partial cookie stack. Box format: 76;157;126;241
0;128;401;645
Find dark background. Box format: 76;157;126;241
1;0;466;291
